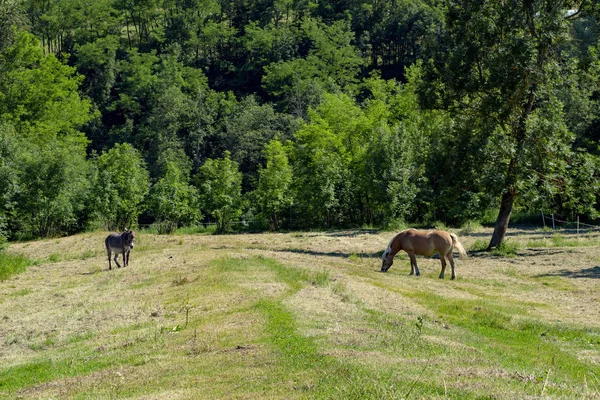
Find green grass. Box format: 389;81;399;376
403;291;600;393
527;233;599;248
2;231;600;399
471;238;520;256
0;252;36;281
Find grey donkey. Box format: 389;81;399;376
105;230;136;270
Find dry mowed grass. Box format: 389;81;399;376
1;227;600;399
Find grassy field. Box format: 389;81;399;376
1;227;600;399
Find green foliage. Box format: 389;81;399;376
147;158;201;233
93;143;150;230
253;139;294;230
195;151;244;233
263;17;364;114
0;30;94;238
2;0;600;239
11;139;94;238
0;31;93;143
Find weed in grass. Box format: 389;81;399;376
308;269;330;287
500;265;519;277
491;240;519;257
28;337;56;351
331;281;354;303
10;288;31;297
470;239;488;252
172;274;189;286
48;253;61;262
348;253;361;263
129;277;157;289
187;329;217;355
80;249;98;259
0;252;36;281
66;332;95;344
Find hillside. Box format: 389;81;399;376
1;228;600;398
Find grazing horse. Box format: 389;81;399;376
105;230;136;270
381;229;467;279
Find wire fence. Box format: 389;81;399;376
540;212;600;233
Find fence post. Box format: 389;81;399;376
577;215;580;234
541;211;545;228
552;214;555;230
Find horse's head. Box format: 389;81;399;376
381;248;393;272
122;229;136;249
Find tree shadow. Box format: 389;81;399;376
535;266;600;279
468;248;570;259
272;248;382;259
322;229;381;237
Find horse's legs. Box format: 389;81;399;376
113;253;122;268
439;255;447;279
408;252;420;276
446;251;456;280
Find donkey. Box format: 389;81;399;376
105;229;136;270
381;229;467;279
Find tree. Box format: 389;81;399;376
221;95;297;190
0;0;25;52
11;138;94;238
0;124;17;241
263;17;365;113
0;29;95;238
195;151;244;233
147;150;201;233
93;143;150;230
0;30;93;143
421;0;595;248
253;139;293;230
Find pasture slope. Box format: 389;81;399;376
1;228;600;399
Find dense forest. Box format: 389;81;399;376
1;0;600;248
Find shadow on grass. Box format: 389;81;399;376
272;248;383;259
535;266;600;279
468;249;570;258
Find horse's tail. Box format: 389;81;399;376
450;233;467;259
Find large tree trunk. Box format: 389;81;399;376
488;187;516;249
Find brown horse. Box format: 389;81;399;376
381;229;467;279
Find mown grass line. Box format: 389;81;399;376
254;257;480;399
0;348;152;395
405;291;600;394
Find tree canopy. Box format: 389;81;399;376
1;0;600;244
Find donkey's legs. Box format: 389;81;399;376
107;249;112;270
408;252;420;276
124;250;130;267
113;253;122;268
